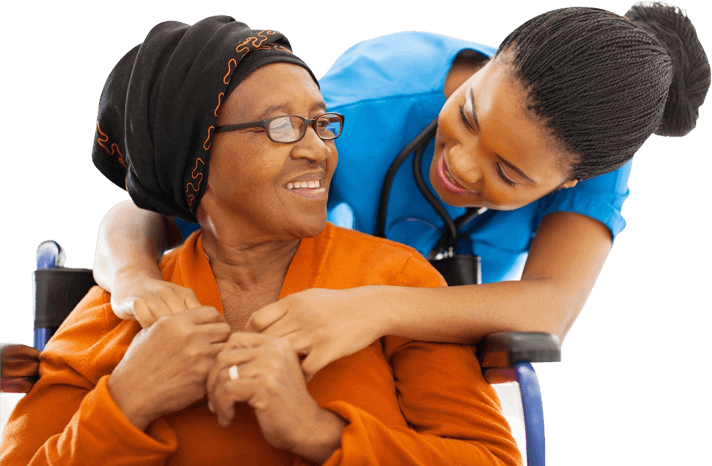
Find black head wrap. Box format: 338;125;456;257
92;15;318;222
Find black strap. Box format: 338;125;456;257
34;268;97;329
377;119;438;238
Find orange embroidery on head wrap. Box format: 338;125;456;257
203;126;215;150
199;29;297;211
96;122;127;168
214;92;224;117
223;59;237;85
185;157;207;207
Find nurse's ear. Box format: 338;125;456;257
560;179;578;189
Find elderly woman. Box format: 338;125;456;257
0;17;520;465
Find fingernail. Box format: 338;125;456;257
207;401;215;413
219;414;232;428
218;408;234;428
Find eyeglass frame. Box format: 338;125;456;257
213;112;345;143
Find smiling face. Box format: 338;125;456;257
199;63;337;242
430;56;578;210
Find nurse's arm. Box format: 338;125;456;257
93;200;198;327
383;210;613;343
250;211;611;378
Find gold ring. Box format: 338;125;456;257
228;364;239;381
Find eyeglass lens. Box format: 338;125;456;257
268;114;342;142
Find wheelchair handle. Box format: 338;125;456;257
36;240;65;270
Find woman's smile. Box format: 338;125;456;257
283;169;328;200
435;151;473;195
200;63;336;241
284;177;327;199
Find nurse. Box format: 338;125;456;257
93;3;709;378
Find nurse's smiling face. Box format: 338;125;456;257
430;56;578;210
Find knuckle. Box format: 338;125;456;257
215;380;232;401
177;317;194;333
216;351;233;365
198;306;219;319
227;332;243;346
249;311;266;329
272;337;293;354
262;374;280;392
151;314;171;332
194;359;213;377
183;344;201;359
133;296;147;309
157;287;175;299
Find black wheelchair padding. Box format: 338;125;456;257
478;332;561;369
34;268;96;330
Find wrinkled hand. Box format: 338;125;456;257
206;333;345;462
108;306;231;430
111;272;201;328
244;288;383;380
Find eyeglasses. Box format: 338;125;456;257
214;112;345;143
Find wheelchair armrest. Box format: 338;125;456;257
477;332;560;384
0;343;40;393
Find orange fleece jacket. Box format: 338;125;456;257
1;223;522;465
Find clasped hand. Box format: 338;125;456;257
108;306;343;461
114;277;382;380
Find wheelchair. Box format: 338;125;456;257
1;239;560;466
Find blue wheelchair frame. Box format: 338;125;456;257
15;240;560;466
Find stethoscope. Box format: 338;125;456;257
376;118;488;285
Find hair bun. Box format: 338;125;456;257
626;2;710;136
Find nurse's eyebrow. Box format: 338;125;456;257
470;88;535;183
498;155;535;183
468;89;479;128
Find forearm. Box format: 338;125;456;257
1;376;176;465
377;212;612;344
93;200;179;292
319;401;520;466
292;409;347;464
376;279;575;344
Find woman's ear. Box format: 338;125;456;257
560;179;578;189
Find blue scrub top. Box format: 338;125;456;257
177;32;631;284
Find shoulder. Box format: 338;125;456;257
535;160;633;239
41;287;140;383
320;32;495;109
45;287;115;352
325;222;428;258
316;223;446;288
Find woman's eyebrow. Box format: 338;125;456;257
497;155;535;183
258;101;328;120
470;88;534;183
468;89;479;128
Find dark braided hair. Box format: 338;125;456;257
495;3;710;181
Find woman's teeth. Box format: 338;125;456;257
287;180;320;189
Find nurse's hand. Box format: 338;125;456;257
111;271;201;328
244;287;383;380
207;332;346;463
